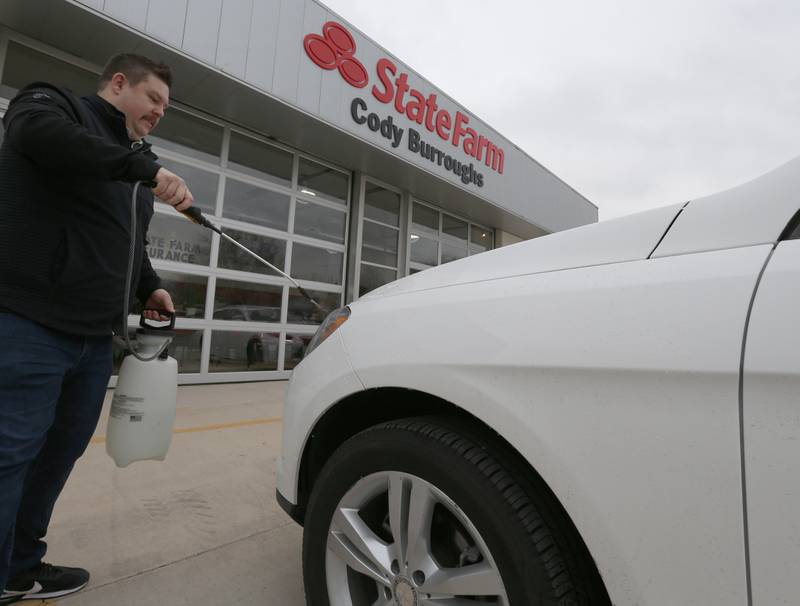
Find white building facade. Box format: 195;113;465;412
0;0;597;383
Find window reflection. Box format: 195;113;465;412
113;328;203;374
409;235;437;266
298;158;348;203
147;213;212;266
442;214;468;242
156;157;218;213
294;199;346;243
217;228;286;276
291;243;343;284
470;225;493;253
441;243;468;264
223;178;290;231
362;222;398;267
287;288;340;325
209;330;279;372
284;334;313;370
135;270;207;319
149;108;223;165
364;184;400;226
412;203;439;237
228;132;293;187
359;265;396;297
214;279;283;323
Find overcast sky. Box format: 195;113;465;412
322;0;799;220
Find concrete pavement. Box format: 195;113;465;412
32;381;305;605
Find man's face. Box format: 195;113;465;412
112;73;170;140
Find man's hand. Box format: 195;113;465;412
143;288;175;321
152;167;194;212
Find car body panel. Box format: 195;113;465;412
653;156;800;258
279;157;800;605
276;330;363;503
364;203;684;301
743;239;800;605
340;244;772;605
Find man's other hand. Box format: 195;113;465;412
143;288;175;321
152;167;194;211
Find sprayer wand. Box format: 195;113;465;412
177;207;326;314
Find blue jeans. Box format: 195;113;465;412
0;312;112;592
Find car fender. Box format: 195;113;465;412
341;244;771;606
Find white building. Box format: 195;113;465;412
0;0;597;383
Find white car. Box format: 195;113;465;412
277;156;800;605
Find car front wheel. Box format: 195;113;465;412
302;417;609;605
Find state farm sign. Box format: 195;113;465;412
304;22;506;188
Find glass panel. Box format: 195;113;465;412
298;158;348;204
359;264;396;297
113;328;203;374
156;157;217;213
441;242;468;264
294;200;346;243
287;288;340;325
147;213;212;266
148;270;207;319
1;42;97;96
362;222;398;267
364;184;400;226
228;132;293;187
170;329;204;373
442;214;468;242
284;334;313;370
209;330;279;372
470;225;494;253
222;178;290;230
217;228;286;276
291;243;343;285
409;235;438;266
213;279;283;322
412;203;439;238
149;108;223;164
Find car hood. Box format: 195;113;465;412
362;203;684;301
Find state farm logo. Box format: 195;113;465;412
303;22;368;88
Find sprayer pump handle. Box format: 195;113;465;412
139;309;176;331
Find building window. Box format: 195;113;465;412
222;178;291;231
359;183;401;296
228;131;293;188
149;107;224;165
408;201;494;273
209;330;279;372
298;158;348;204
213;279;283;323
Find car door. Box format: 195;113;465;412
743;216;800;604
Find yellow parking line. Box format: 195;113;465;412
88;417;283;445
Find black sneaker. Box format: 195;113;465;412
0;593;23;605
4;563;89;600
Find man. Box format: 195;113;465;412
0;53;194;603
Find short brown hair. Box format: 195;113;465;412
98;53;172;90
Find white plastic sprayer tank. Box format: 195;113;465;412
106;333;178;467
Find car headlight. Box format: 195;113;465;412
304;306;351;358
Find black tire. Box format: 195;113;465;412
302;416;610;606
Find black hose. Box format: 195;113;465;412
122;181;169;362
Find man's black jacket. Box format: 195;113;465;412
0;82;163;336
